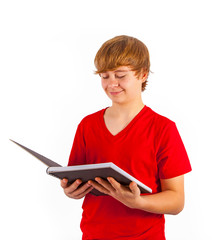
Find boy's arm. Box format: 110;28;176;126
137;176;185;215
88;175;184;215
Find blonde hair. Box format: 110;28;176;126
94;35;150;91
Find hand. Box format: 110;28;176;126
60;178;94;199
88;177;142;209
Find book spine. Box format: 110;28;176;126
46;167;50;174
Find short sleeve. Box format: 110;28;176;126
68;121;86;166
156;121;192;179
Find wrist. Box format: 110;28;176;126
131;195;148;210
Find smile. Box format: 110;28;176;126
110;90;124;96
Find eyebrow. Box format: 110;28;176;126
101;70;129;74
114;70;129;72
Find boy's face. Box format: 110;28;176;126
100;66;145;105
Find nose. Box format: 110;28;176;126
108;76;119;88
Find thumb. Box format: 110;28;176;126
129;182;140;195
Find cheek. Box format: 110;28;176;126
121;79;134;89
101;79;106;89
125;81;142;95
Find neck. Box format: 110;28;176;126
110;99;145;118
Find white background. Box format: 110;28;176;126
1;0;217;239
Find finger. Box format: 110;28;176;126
60;178;68;188
129;182;141;195
88;179;110;195
75;185;94;199
95;177;116;192
64;179;82;194
72;182;93;196
107;177;121;190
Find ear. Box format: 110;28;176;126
141;72;148;83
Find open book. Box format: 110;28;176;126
10;139;152;196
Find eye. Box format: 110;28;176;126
116;75;126;79
100;74;109;79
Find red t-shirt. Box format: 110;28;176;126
68;106;192;240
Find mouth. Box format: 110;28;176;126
109;90;124;96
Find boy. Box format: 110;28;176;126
61;35;192;239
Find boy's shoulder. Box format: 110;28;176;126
145;106;175;127
79;108;105;125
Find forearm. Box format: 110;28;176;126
135;190;185;215
88;176;185;215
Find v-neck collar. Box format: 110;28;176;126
100;105;147;139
